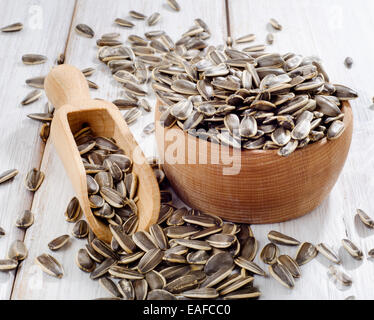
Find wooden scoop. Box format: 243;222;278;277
45;64;160;243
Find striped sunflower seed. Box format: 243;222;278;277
1;22;23;32
22;54;47;65
99;277;122;298
134;279;148;300
0;259;18;270
65;197;82;222
75;249;96;272
21;90;42;105
8;240;28;261
277;255;301;278
118;279;135;300
35;253;64;278
269;262;294;289
295;242;318;265
72;220;89;239
75;24;94;38
167;0;180;11
0;169;18;184
268;230;300;246
356;208;374;228
341;239;363;260
25;76;45;89
316;243;341;264
15;210;34;229
147;12;161;26
114;18;134;28
48;235;70;251
129;10;146;20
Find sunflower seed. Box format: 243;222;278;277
110;225;136;254
148;12;161;26
260;243;279;264
344;57;353;68
129;10;146;19
8;240;28;261
22;54;47;65
341;239;363;260
268;230;300;246
0;169;18;184
99;277;122;298
327;120;345;140
357;208;374;228
109;265;144;279
72;220;89;239
65;197;82;222
277;255;301;278
75;24;94;38
234;257;266;276
167;0;180;11
0;259;18;270
90;258;116;279
329;265;352;286
114;18;134;28
205;252;233;275
35;253;64;278
138;248;164;273
48;235;70;251
235;33;256;44
269;18;282;30
295;242;318;265
25;76;45;89
21;90;42;105
223;287;261;300
266;33;274;45
117;279;135;300
316;243;340;264
15;210;34;229
147;289;176;300
269;262;294;288
1;22;23;32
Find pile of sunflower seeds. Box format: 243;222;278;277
73;125;140;231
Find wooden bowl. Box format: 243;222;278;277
155;102;353;224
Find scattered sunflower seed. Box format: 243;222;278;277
75;24;94;38
21;90;42;105
35;253;64;278
0;169;18;184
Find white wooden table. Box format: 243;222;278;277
0;0;373;300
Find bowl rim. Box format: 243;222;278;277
156;100;352;157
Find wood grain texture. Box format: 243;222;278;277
155;102;352;224
7;0;374;300
12;0;227;300
0;0;75;300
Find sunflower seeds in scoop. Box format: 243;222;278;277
268;230;300;246
8;240;28;261
15;210;34;229
167;0;180;11
72;220;89;239
35;253;64;278
99;277;122;298
277;255;301;278
65;197;82;222
129;10;146;19
269;262;294;288
110;225;136;254
21;89;42;105
114;18;134;28
234;257;266;276
1;22;23;32
0;259;18;270
100;187;124;208
0;169;18;184
357;208;374;228
329;265;352;286
341;239;363;260
147;12;161;26
48;235;70;251
22;54;47;65
260;243;279;265
75;24;94;37
295;242;318;265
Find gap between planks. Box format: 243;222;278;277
9;0;79;300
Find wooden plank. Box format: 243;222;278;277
228;0;374;299
12;0;227;300
0;0;75;299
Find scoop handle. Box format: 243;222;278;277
44;64;91;110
